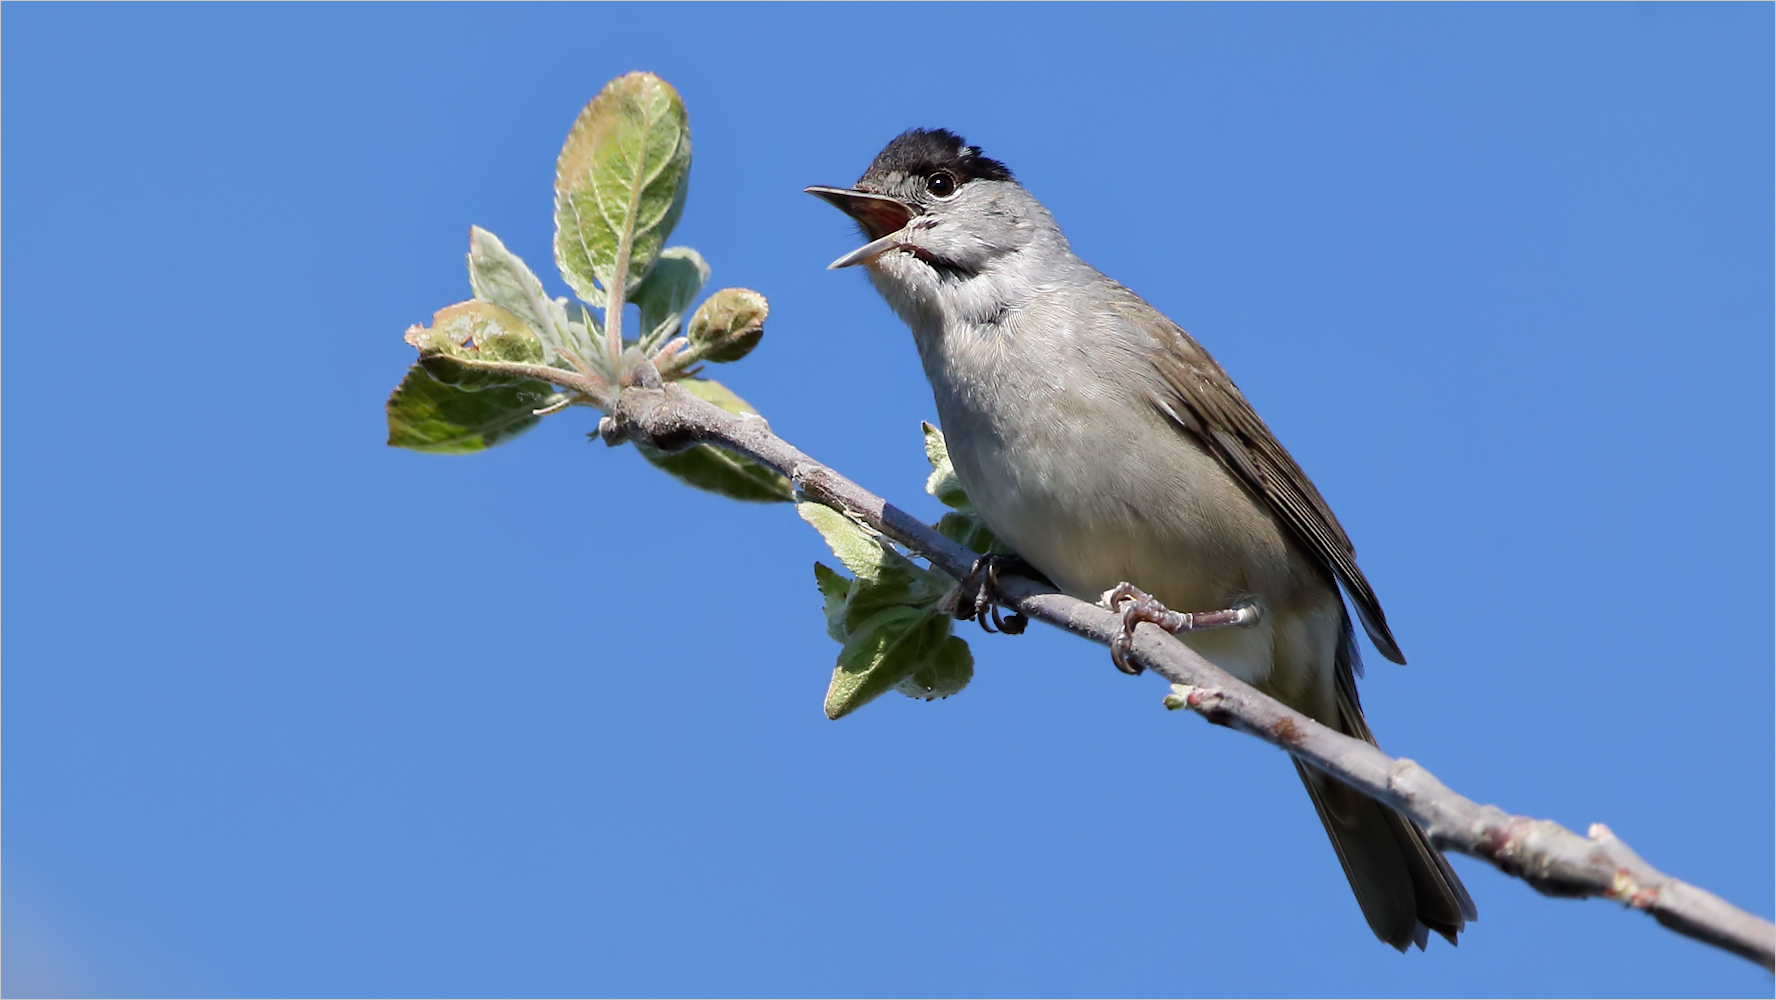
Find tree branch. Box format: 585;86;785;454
599;380;1775;971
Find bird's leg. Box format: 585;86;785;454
952;553;1048;635
1104;583;1262;675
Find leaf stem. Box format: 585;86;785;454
603;161;647;373
426;355;613;411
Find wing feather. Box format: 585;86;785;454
1108;289;1407;664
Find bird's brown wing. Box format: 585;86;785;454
1109;290;1406;664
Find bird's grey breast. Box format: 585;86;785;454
911;274;1271;609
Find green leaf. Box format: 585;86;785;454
393;302;564;451
922;421;971;510
801;431;993;718
835;579;920;636
683;287;767;364
814;562;852;643
826;606;924;718
796;504;947;609
896;634;974;701
805;503;974;717
635;442;792;503
553;72;692;304
632;247;708;346
797;502;897;580
385;364;553;454
825;605;959;719
465;227;579;362
405;300;547;366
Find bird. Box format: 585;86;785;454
806;128;1476;951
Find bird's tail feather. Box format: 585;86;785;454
1294;761;1474;950
1294;614;1476;951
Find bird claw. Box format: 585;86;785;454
1107;583;1166;675
954;553;1041;635
1104;583;1263;676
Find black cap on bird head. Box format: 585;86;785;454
856;128;1014;191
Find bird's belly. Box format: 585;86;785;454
950;403;1268;599
941;397;1328;688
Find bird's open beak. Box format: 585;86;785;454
805;186;916;269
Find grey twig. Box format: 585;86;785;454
600;380;1775;971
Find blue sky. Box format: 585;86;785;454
4;4;1770;997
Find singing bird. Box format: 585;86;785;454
807;129;1475;950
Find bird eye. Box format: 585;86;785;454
926;171;957;199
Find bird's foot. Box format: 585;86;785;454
1103;583;1263;676
953;553;1046;635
